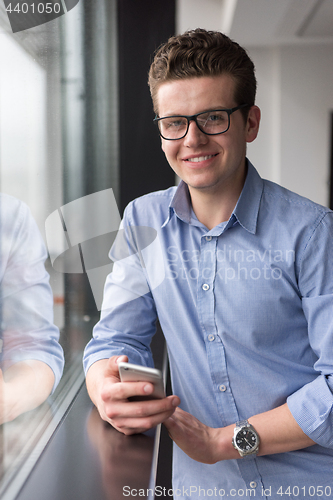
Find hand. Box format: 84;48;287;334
164;407;231;464
0;368;16;423
0;361;54;424
86;355;180;436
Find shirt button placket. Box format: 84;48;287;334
199;234;232;422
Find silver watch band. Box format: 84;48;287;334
236;420;249;428
233;419;260;458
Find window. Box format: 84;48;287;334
0;2;118;496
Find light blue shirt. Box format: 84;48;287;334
84;161;333;499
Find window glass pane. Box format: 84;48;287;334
0;1;118;494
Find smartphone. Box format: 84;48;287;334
118;361;165;400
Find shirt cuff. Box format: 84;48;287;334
287;374;333;448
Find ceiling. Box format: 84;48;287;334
177;0;333;47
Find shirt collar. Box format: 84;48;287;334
232;160;263;234
162;181;194;227
162;160;263;234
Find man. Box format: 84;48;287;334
84;30;333;498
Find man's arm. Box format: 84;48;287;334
164;403;315;464
1;196;64;390
86;355;180;435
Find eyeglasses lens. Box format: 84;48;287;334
158;117;187;140
158;110;230;139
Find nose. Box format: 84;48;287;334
183;120;208;147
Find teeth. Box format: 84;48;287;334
186;155;215;162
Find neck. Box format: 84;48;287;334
189;166;247;231
189;192;236;230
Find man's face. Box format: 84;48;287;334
156;75;259;200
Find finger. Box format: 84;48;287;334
163;416;183;442
110;406;178;435
107;379;155;401
169;406;192;423
163;408;192;436
163;407;187;425
163;413;179;432
103;355;128;379
105;394;179;420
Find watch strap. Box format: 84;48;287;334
233;419;260;458
236;419;249;428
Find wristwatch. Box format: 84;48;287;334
232;420;260;458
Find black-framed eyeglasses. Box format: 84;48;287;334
153;104;250;140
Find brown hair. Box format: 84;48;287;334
148;28;256;119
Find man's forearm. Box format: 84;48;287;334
165;402;315;464
248;403;314;456
216;403;315;460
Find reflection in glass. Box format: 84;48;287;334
0;0;118;495
0;195;67;496
87;408;155;500
0;194;64;424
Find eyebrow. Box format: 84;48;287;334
158;107;232;117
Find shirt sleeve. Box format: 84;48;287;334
0;196;64;391
287;211;333;448
83;201;159;374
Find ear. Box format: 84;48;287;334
245;105;261;143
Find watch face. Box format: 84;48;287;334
236;428;257;452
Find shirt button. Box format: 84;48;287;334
219;384;227;392
202;283;210;291
205;235;212;241
250;482;257;489
208;334;215;342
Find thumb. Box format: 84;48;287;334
103;355;128;379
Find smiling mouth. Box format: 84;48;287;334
184;154;218;162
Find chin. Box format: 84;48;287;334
187;181;219;192
186;173;219;188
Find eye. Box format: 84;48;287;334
163;117;187;129
207;112;227;123
197;111;228;128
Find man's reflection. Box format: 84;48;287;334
0;193;64;423
87;408;154;499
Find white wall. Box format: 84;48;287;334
247;43;333;206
